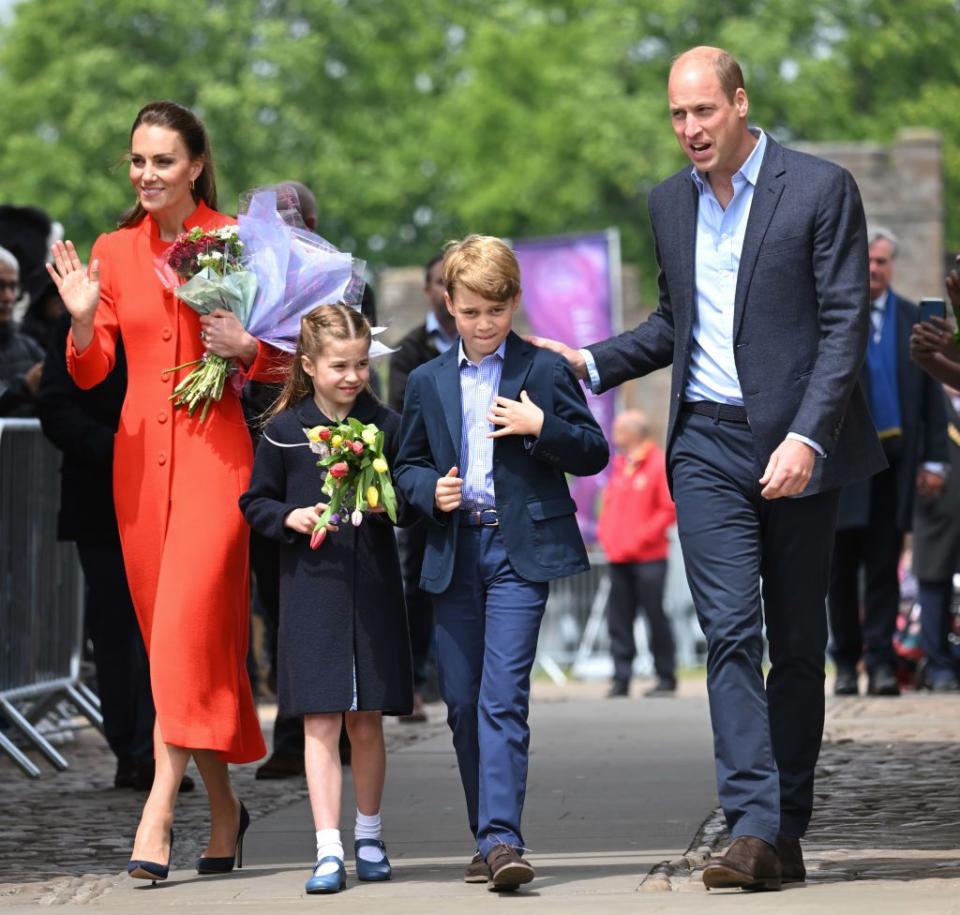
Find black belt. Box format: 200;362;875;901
681;401;749;424
460;508;499;527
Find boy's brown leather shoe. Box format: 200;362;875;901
464;852;491;883
702;836;782;891
486;845;535;890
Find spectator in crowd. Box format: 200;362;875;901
829;227;948;697
0;244;44;417
387;252;455;720
912;385;960;691
20;273;66;352
910;255;960;387
38;313;194;792
597;409;677;697
0;204;65;353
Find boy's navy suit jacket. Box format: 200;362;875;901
394;331;609;594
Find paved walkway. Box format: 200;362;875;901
1;678;959;913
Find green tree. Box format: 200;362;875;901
0;0;957;283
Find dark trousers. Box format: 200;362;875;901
250;530;304;757
607;560;675;684
397;521;435;691
917;580;960;684
433;525;548;855
76;542;155;765
828;468;902;674
670;412;839;844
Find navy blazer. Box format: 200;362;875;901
587;135;886;496
394;331;609;593
837;292;948;532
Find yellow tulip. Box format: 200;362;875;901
367;486;379;508
361;428;377;445
372;457;388;474
331;434;343;448
305;426;323;443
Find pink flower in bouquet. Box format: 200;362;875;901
329;462;349;479
351;441;365;455
351;509;364;527
310;527;327;550
319;427;332;441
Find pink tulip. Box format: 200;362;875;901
329;462;349;479
310;527;327;550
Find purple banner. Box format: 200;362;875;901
514;232;617;543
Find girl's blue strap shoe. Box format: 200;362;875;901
355;839;392;881
305;856;347;894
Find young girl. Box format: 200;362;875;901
240;303;413;894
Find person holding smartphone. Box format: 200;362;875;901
829;227;948;698
911;254;960;386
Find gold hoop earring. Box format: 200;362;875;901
190;178;196;192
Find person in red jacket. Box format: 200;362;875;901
597;410;678;697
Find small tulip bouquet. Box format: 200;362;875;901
305;418;398;549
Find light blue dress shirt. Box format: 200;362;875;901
459;339;505;508
582;129;823;454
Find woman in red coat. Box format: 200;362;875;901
48;101;268;880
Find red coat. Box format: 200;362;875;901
67;202;273;763
597;444;675;564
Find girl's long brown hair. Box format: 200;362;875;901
271;303;372;417
119;100;218;229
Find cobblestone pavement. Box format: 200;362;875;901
0;704;446;906
648;688;960;893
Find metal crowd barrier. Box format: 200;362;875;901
536;531;706;684
0;419;102;777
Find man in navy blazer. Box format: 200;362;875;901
536;47;886;890
395;235;608;890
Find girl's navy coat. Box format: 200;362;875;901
239;392;413;717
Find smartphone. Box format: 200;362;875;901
918;297;946;324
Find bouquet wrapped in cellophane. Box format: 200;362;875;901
304;418;398;550
160;225;256;419
158;190;368;421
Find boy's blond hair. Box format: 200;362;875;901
442;234;521;303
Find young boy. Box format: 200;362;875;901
394;235;608;890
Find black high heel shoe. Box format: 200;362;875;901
128;828;175;885
196;801;250;874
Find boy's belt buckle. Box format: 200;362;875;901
469;508;499;527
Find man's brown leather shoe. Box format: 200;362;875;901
464;852;491;884
702;836;782;891
776;835;806;883
486;845;535;890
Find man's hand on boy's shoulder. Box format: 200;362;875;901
526;335;588;380
488;391;544;439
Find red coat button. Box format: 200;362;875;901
158;413;168;424
162;327;172;341
158;452;167;466
160;372;171;384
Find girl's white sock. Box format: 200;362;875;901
314;828;344;876
354;810;385;863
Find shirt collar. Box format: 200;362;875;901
458;337;507;367
426;310;455;343
691;127;767;194
872;289;890;313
